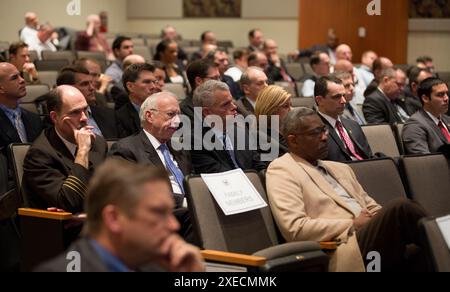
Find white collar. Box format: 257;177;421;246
245;97;257;109
55;129;78;157
143;129;163;150
425;110;442;126
318;111;341;128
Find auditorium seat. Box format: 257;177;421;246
28;50;39;63
274;82;296;97
286;63;303;81
22;85;49;103
217;40;234;49
361;124;401;157
184;171;330;272
291;97;314;109
38;71;58;89
42;50;76;64
163;83;187;101
393;123;405;155
35;59;70;72
132;45;153;62
131;37;145;46
346;158;407;206
419;216;450;272
400;154;450;216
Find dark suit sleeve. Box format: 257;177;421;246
363;97;386;124
191;150;233;174
23;148;90;213
108;141;138;162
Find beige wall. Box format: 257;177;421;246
408;32;450;72
0;0;127;43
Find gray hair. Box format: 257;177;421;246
139;91;178;125
240;66;264;87
281;107;317;137
193;80;230;108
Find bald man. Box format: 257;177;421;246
20;12;57;57
364;57;394;97
22;85;107;213
335;44;353;62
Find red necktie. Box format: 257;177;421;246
336;120;364;161
438;120;450;143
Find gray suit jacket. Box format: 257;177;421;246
236;98;255;117
403;110;450;155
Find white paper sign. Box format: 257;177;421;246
436;215;450;250
201;169;268;216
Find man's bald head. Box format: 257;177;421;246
123;54;146;71
0;62;27;101
336;44;353;62
334;60;353;74
24;12;38;27
373;57;394;78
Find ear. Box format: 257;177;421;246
194;76;203;88
126;81;134;93
202;107;210;118
315;95;323;105
286;134;298;148
102;205;123;234
145;109;154;123
421;94;430;105
49;111;58;125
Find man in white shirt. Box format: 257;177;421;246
20;12;57;58
356;50;378;89
301;52;330;97
403;77;450;154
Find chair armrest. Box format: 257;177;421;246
201;250;267;267
320;241;338;251
18;208;73;220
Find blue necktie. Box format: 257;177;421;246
222;134;240;169
346;104;364;126
159;144;185;194
13;112;27;143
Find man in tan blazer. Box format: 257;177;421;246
266;108;428;272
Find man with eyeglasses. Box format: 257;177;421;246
116;63;159;138
315;75;373;162
403;77;450;154
180;60;220;123
110;92;194;242
266;107;429;272
55;65;118;139
22;85;107;213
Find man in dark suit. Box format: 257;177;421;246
22;85;107;214
236;67;268;117
405;66;433;113
248;29;264;52
55;65;118;139
191;80;267;174
363;68;409;125
180;60;220;123
205;49;242;99
110;92;191;208
403;77;450;155
36;159;204;272
116;63;159;138
315;76;373;162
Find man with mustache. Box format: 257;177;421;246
110;92;193;242
22;85;107;213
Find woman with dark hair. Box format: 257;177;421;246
154;40;187;87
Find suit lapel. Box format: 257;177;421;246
139;131;165;168
421;111;449;144
0;110;20;143
292;155;356;216
46;128;78;169
320;116;351;159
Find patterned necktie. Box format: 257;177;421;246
438;120;450;143
14;112;27;143
159;144;185;194
335;120;363;161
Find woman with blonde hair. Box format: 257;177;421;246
254;85;292;159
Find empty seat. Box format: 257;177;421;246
41;51;76;64
361;124;400;157
35;59;70;72
163;83;187;101
301;63;314;75
37;71;58;89
346;158;407;206
76;51;108;71
22;85;50;103
285;63;303;81
184;172;329;272
291;97;314;109
400;154;450;216
132;45;152;62
419;216;450;272
28;50;40;62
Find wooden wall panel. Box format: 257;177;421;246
299;0;409;64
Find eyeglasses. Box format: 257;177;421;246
292;126;329;137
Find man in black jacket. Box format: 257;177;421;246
315;76;373;162
22;85;107;213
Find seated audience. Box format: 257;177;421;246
416;56;435;75
364;57;394;97
36;159;204;272
236;67;268;117
247;51;269;71
160;25;188;69
266;108;429;272
248;29;264;52
225;48;249;82
20;12;57;57
190;31;218;62
180;60;220;123
191;80;267;173
22;85;107;213
56;65;117;139
264;39;296;95
363;68;408;125
315;76;373;162
290;29;338;65
105;36;134;90
301;51;331;97
403;77;450;154
153;40;187;87
75;15;113;61
334;71;366;125
405;66;433;112
115;63;159;138
254;85;292;158
9;42;40;85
